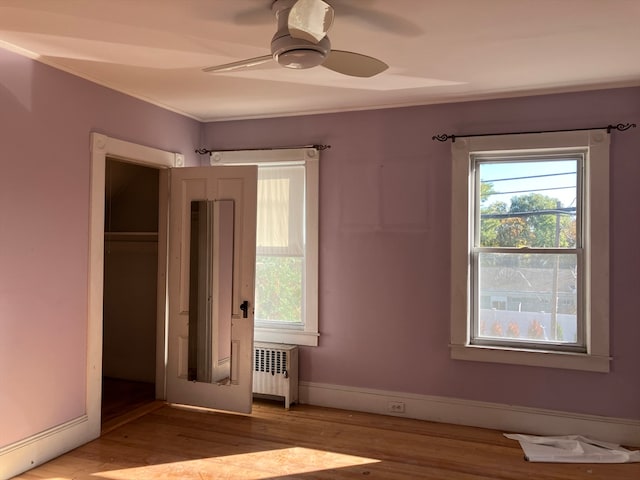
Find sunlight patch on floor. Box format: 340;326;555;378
92;447;380;479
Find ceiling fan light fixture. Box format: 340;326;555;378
277;49;325;69
271;34;330;69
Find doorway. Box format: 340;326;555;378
101;158;160;424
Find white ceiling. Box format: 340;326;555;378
1;0;639;122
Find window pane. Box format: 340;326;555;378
476;252;577;343
478;160;577;248
255;255;303;323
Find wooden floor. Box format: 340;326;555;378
13;401;640;480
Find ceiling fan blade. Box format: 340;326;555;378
321;50;388;78
288;0;335;44
203;55;273;74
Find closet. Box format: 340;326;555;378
102;159;159;423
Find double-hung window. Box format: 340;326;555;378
211;147;319;346
450;130;610;371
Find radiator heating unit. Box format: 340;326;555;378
253;342;299;409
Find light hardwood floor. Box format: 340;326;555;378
14;401;640;479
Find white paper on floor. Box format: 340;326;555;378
504;434;640;463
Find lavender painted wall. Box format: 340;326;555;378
0;48;200;447
203;87;640;420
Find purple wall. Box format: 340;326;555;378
0;48;200;447
203;87;640;420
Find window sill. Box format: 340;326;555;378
255;327;319;347
450;344;610;372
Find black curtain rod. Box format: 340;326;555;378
432;123;636;143
195;144;331;155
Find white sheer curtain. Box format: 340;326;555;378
256;165;305;256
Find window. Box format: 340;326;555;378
211;148;319;346
450;130;610;371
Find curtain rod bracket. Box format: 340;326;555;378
431;123;636;143
195;144;331;155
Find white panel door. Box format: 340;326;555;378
167;165;257;413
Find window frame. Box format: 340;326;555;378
210;147;319;346
450;130;610;372
471;153;584;351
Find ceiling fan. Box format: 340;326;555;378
203;0;388;78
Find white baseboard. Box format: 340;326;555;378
299;381;640;447
0;415;99;480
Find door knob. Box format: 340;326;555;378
240;300;249;318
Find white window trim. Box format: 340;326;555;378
211;148;319;346
450;130;610;372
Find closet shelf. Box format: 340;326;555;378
104;232;158;242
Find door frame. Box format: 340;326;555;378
88;133;183;435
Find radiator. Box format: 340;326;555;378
253;342;299;409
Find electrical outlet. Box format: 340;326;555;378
387;401;405;414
